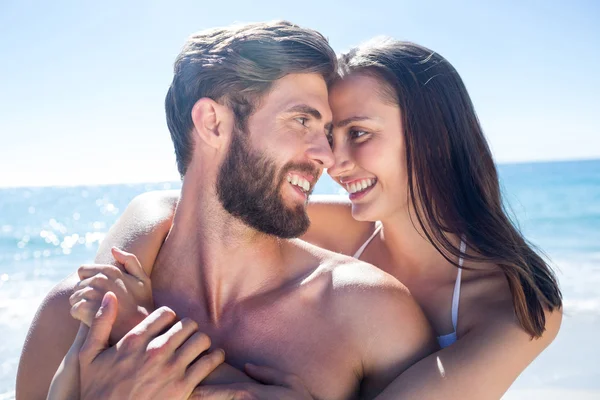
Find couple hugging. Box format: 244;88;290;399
17;20;562;400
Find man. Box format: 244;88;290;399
17;21;436;399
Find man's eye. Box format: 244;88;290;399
295;117;308;126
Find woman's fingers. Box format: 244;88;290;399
69;286;102;306
116;306;178;350
70;322;91;354
111;247;148;282
76;273;112;293
78;264;123;280
79;292;119;365
245;363;306;392
147;318;204;357
184;349;227;391
189;384;240;400
70;299;100;326
174;329;212;366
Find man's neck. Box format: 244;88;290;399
153;175;292;325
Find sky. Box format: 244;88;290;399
0;0;598;187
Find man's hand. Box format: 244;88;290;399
79;291;225;400
70;247;154;343
191;364;312;400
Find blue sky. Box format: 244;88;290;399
0;0;598;187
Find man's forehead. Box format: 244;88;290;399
264;74;331;116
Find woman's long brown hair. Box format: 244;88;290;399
339;38;562;338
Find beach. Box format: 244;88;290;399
1;159;598;398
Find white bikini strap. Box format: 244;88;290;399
352;222;383;259
451;237;467;331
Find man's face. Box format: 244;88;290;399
217;73;334;238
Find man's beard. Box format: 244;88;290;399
216;131;318;238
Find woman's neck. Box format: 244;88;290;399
378;209;460;283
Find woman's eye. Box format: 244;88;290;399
295;117;308;126
350;130;368;140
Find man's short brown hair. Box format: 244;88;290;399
165;21;337;177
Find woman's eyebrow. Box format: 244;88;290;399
335;116;371;128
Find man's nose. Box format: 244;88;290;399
327;139;354;179
306;131;334;169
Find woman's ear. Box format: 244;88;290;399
190;98;233;150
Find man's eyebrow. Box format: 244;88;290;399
335;116;371;128
284;104;323;120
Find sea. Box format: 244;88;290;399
0;159;599;399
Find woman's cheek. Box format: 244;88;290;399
353;141;382;171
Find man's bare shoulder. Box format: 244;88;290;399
135;189;180;205
294;243;436;392
294;240;414;313
125;190;179;230
16;273;81;399
94;190;179;268
327;254;414;315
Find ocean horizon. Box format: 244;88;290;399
1;158;599;399
2;157;598;190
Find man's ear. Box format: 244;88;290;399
191;98;233;150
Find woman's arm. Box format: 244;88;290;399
375;306;562;400
303;194;374;256
17;190;227;400
74;190;253;385
71;191;179;343
46;324;88;400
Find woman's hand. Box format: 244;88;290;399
191;364;312;400
70;248;257;388
79;292;225;400
70;247;154;343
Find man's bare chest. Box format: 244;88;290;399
152;287;362;399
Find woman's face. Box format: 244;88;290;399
328;73;409;222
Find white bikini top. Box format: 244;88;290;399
352;222;466;349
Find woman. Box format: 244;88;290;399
67;38;563;398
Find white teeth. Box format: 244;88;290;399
346;178;376;194
288;174;311;193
